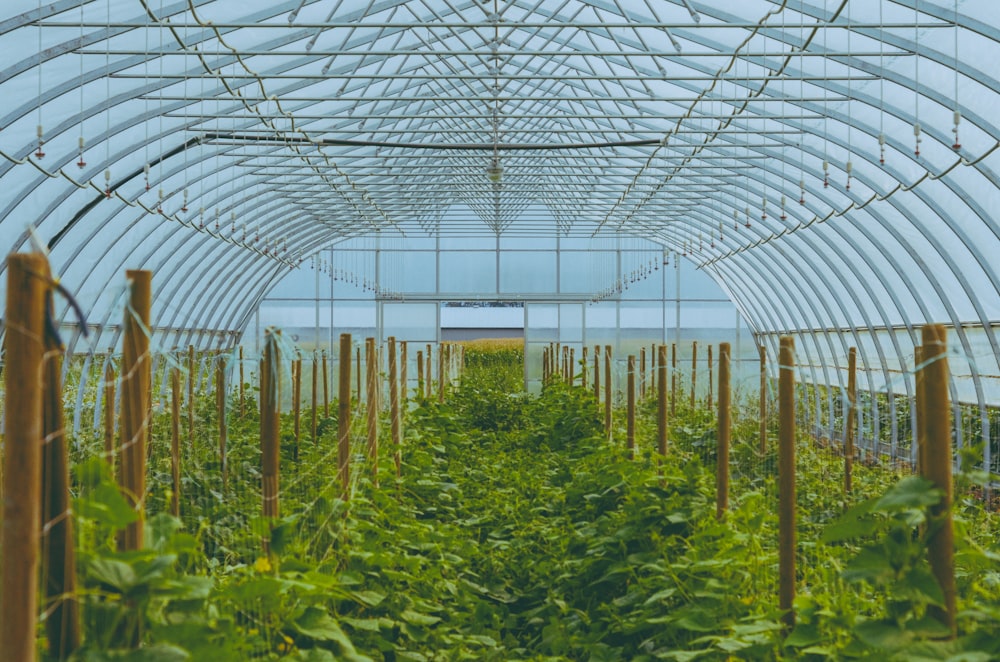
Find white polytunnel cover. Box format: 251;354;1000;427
0;1;999;437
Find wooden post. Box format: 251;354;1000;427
260;330;280;554
920;325;956;635
311;353;318;443
707;344;714;411
627;355;636;456
542;346;548;383
170;366;181;517
671;343;677;415
760;345;768;453
121;270;152;553
416;349;425;396
366;338;378;482
569;348;575;387
40;262;81;659
657;345;668;460
355;345;362;406
639;347;646;400
217;356;228;488
562;345;569;381
103;359;116;468
322;349;330;417
187;344;195;445
388;336;401;477
845;347;857;495
292;355;301;461
401;341;408;410
915;346;926;475
239;345;245;418
717;343;731;520
438;343;446;403
778;336;796;628
425;347;432;399
1;253;48;662
582;346;588;388
594;346;600;402
604;345;612;440
690;341;698;409
338;334;353;500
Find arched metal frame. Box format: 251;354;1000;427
0;0;998;459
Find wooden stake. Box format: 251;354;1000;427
355;346;362;406
594;345;600;401
366;338;378;482
41;263;81;659
627;355;636;456
657;345;668;460
639;347;646;400
388;336;401;477
1;253;47;662
322;349;330;417
569;348;575;387
920;324;956;636
239;345;245;418
416;349;425;395
845;347;857;495
292;355;301;462
604;345;612;440
717;343;731;520
425;347;432;399
187;344;195;445
121;270;151;553
401;341;408;410
217;356;228;489
542;346;548;383
438;343;446;403
260;331;280;554
582;346;588;388
671;343;677;415
690;341;698;409
170;366;181;517
915;345;925;475
778;336;796;628
338;334;353;500
760;345;767;453
311;353;318;443
707;345;714;411
103;359;116;468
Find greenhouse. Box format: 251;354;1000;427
1;0;999;659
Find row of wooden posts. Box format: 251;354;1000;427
541;331;956;635
0;254;468;661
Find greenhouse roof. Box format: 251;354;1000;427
0;0;998;344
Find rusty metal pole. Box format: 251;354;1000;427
401;341;408;411
438;343;446;403
671;343;677;416
121;270;152;552
338;334;353;500
322;349;330;418
778;336;796;629
217;356;228;488
366;338;378;483
389;336;401;477
260;330;280;554
292;355;301;461
627;355;636;456
604;345;612;441
845;347;857;495
582;346;588;389
717;343;731;519
593;345;600;402
690;341;698;410
311;352;318;443
920;325;956;636
657;345;668;461
1;253;48;662
103;359;116;468
707;344;714;411
416;349;425;396
171;366;181;518
187;344;195;445
569;348;575;387
640;347;646;400
760;345;768;453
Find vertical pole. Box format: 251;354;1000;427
717;343;731;520
322;349;330;417
657;345;668;460
707;344;714;411
640;347;646;400
690;341;698;409
671;343;677;415
239;345;245;418
401;341;408;410
104;359;116;468
121;270;151;553
604;344;612;441
41;265;81;659
1;253;47;662
542;347;548;383
187;344;195;445
915;346;926;475
356;346;362;407
170;366;181;518
438;343;446;403
760;344;768;453
425;343;432;399
292;355;301;461
920;325;956;635
260;330;280;554
593;345;600;402
627;355;636;456
416;349;424;396
338;333;352;500
389;336;401;477
845;347;857;495
569;348;575;387
582;346;588;388
311;353;318;442
778;336;796;629
366;338;378;483
217;356;228;489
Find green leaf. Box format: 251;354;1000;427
784;622;823;648
400;609;441;626
121;644;190;661
75;484;139;529
293;607;372;662
854;619;912;650
88;558;137;592
874;476;942;511
822;499;878;543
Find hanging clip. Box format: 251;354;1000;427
35;124;45;158
745;206;751;229
780;195;787;221
822;160;829;188
761;196;767;221
878;133;886;165
845;161;853;191
181;189;189;213
77;136;86;168
144;164;151;191
733;209;739;230
157;188;164;214
198;207;205;229
104;169;112;198
914;122;922;158
952;110;961;150
799;179;806;205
